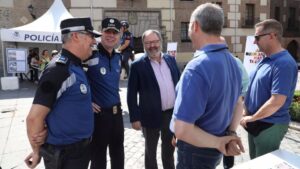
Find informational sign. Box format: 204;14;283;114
1;29;61;43
167;42;177;58
6;48;28;73
243;36;264;75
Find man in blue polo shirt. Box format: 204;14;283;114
170;3;244;169
25;17;100;169
240;19;298;159
87;18;124;169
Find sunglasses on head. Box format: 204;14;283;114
254;33;272;41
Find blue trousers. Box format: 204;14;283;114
176;140;222;169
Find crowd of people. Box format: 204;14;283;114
24;2;297;169
26;48;59;83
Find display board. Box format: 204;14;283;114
167;42;178;58
243;36;264;75
6;48;28;73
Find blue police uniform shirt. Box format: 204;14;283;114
245;50;298;124
86;43;122;108
33;49;94;145
120;30;133;51
170;44;242;136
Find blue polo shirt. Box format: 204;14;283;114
86;44;122;108
245;50;298;124
171;44;242;136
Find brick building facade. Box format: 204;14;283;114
0;0;299;76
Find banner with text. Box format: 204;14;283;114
243;36;264;75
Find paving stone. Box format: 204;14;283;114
1;80;300;169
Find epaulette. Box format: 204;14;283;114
55;54;68;64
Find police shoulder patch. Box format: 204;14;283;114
56;55;68;64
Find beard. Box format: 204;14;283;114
146;46;161;58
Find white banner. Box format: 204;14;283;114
243;36;264;75
0;29;61;44
167;42;177;58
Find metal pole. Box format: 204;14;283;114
1;36;6;77
169;0;173;41
90;0;93;20
234;0;237;55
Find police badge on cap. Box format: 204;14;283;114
102;18;121;32
80;84;88;94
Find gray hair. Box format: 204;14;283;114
61;33;72;44
142;29;162;43
190;3;224;35
255;19;283;41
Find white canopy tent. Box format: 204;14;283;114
0;0;73;43
0;0;73;76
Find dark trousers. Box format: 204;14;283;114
40;139;91;169
28;68;34;81
33;68;39;81
177;140;222;169
122;60;129;77
121;51;132;77
142;110;175;169
90;107;124;169
223;156;234;169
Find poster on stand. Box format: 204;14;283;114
167;42;177;58
243;36;264;75
6;48;28;74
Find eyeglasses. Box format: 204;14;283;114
254;33;271;41
144;40;160;46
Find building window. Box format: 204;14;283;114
181;22;191;42
212;2;222;6
274;7;280;22
287;7;296;30
245;4;255;27
211;2;227;27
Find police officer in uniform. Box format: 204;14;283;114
87;18;124;169
118;20;134;79
25;17;100;169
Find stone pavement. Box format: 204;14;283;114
0;80;300;169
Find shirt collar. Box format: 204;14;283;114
61;48;82;66
268;50;287;60
98;43;116;58
199;43;228;52
194;44;228;58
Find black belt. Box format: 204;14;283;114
44;138;91;151
101;103;122;115
162;108;173;113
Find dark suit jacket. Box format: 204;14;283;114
127;53;180;128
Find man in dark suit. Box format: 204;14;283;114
127;29;180;169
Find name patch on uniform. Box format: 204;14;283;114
80;84;88;94
87;57;99;66
56;55;68;64
100;67;106;75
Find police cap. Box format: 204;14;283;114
120;20;129;29
101;18;121;32
60;17;101;37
